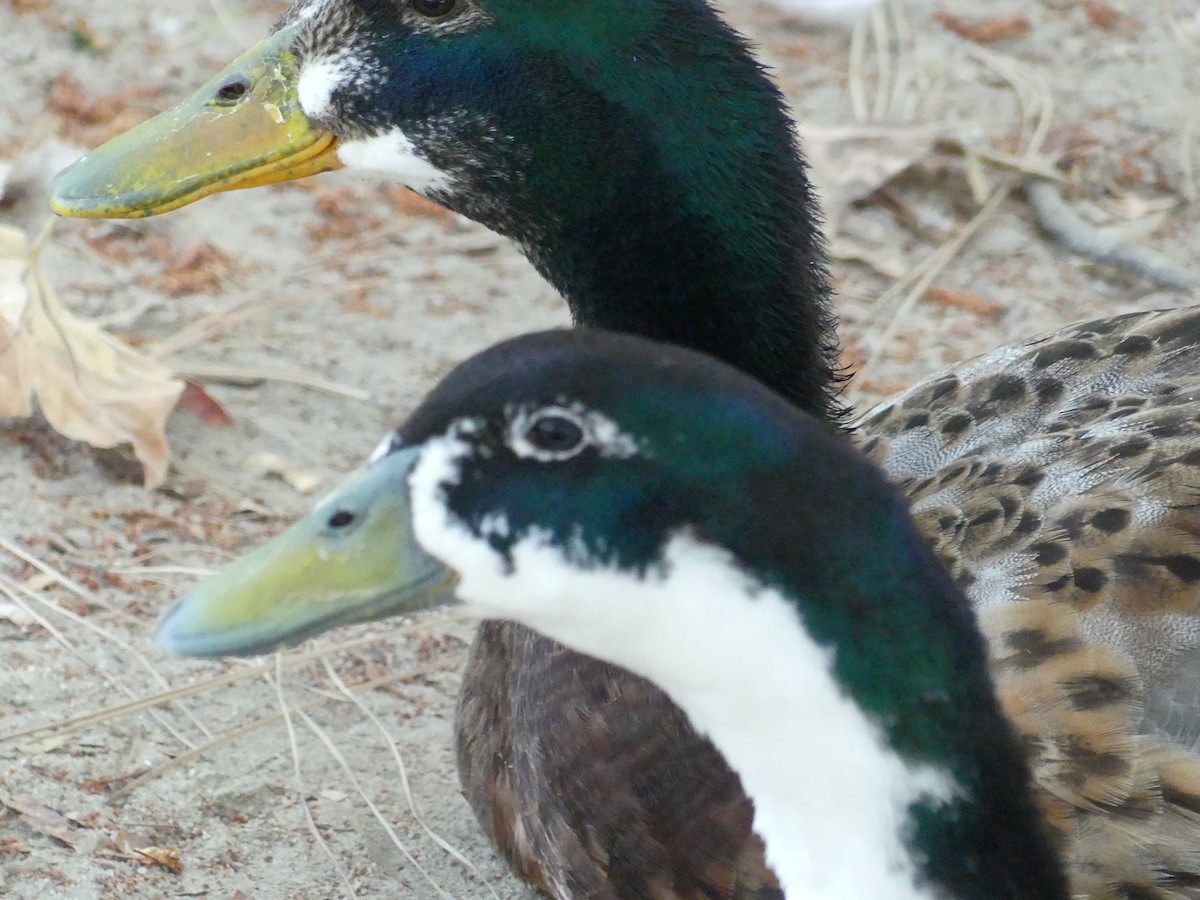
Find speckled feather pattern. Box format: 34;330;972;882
858;306;1200;900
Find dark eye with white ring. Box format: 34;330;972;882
409;0;458;19
526;413;585;455
509;406;638;462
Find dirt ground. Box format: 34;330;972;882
2;0;1199;897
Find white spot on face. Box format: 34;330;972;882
337;128;456;196
290;0;332;21
407;422;477;505
406;434;957;900
368;432;402;465
297;55;352;121
296;51;453;196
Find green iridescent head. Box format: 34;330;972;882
50;0;842;417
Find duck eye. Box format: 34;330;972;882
409;0;458;18
328;510;356;529
525;414;585;456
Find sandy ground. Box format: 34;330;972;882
2;0;1199;897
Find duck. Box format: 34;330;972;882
48;0;1200;897
156;327;1073;900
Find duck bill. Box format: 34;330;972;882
157;447;456;658
49;23;342;219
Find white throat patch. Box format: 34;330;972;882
405;434;957;900
297;55;354;121
337;128;456;197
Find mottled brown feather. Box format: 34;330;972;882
458;307;1200;899
457;623;780;899
864;307;1200;899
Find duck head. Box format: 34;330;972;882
157;327;810;657
51;0;803;240
50;0;845;418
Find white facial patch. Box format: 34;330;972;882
337;128;456;197
407;422;479;519
297;55;354;121
296;53;453;196
406;430;958;900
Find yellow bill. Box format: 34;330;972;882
50;23;342;219
157;447;457;657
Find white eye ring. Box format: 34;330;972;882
509;407;590;461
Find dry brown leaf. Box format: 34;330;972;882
927;284;1004;319
178;379;234;427
0;225;183;487
1084;1;1129;30
0;792;81;850
113;830;183;874
1;836;30;855
156;240;235;296
46;75;165;145
931;11;1030;43
136;846;182;874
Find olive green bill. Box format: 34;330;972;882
49;22;342;219
156;447;457;658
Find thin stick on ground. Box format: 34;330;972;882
848;38;1054;394
1023;180;1200;292
321;658;503;900
852;174;1021;395
295;705;457;900
0;615;467;743
169;361;372;401
272;653;360;900
1;537;119;614
111;655;463;799
150;277;388;360
0;575;200;750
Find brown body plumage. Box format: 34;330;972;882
458;626;779;899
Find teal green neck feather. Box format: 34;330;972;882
619;389;1064;897
367;0;845;420
626;397;1067;897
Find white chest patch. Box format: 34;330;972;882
406;433;957;900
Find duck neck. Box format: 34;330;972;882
525;155;844;421
600;531;1069;900
427;4;845;421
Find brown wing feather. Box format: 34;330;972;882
457;622;781;899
